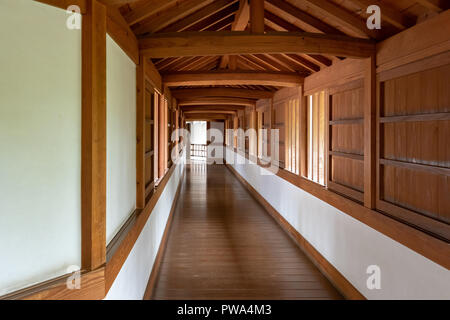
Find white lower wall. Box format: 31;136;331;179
226;149;450;300
105;153;185;300
106;35;137;244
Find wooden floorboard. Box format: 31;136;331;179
152;163;343;300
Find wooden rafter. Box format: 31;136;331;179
263;14;328;70
178;97;256;107
301;0;381;39
160;0;238;33
414;0;445;12
185;3;239;32
123;0;178;25
139;31;375;59
162;71;304;87
347;0;414;30
133;0;214;35
181;105;246;112
220;0;250;69
265;0;342;34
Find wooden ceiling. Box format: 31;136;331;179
115;0;447;119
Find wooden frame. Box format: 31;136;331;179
81;0;107;272
375;59;450;241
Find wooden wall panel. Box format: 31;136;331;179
382;65;450;117
378;59;450;240
332;157;364;192
382;166;449;224
328;81;365;201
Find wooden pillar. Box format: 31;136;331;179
158;96;166;178
81;0;107;271
136;56;146;209
250;0;264;33
364;55;376;209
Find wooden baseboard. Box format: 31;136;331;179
225;163;366;300
143;168;185;300
1;267;105;300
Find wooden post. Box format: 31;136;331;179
158;96;166;178
364;55;376;208
136;56;145;209
81;0;107;271
250;0;265;33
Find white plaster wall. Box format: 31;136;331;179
0;0;82;295
106;35;137;244
226;149;450;299
105;154;185;300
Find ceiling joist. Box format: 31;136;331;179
178;97;257;107
139;31;375;59
172;88;274;100
162;71;304;87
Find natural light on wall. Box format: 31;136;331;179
0;0;82;295
307;92;326;186
106;35;137;244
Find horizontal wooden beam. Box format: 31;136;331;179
181;105;246;112
185;113;229;120
162;71;304;87
139;31;375;59
172;88;274;100
178;97;256;107
185;110;237;115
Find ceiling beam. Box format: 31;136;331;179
162;71;304;87
185;113;229;120
184;110;237;115
181;105;246;112
140;31;375;59
172;88;274;100
179;97;256;107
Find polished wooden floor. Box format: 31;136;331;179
152;162;343;300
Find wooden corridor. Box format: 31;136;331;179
151;163;343;300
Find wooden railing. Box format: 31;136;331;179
190;144;207;158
